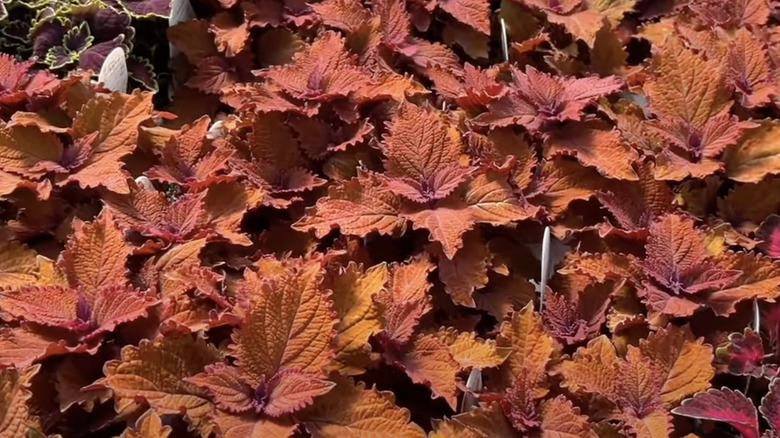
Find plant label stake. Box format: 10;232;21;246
169;0;196;58
500;18;509;63
539;226;551;313
98;47;128;93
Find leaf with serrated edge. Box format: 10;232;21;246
97;336;222;437
672;388;759;438
496;302;554;388
297;377;426;438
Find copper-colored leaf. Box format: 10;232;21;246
297;377;427;438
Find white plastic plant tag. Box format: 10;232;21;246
134;176;154;190
169;0;196;58
460;368;482;412
98;47;128;93
539;226;551;312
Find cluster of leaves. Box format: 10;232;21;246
7;0;780;437
0;0;173;91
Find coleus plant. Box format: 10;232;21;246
5;0;780;437
0;0;169;91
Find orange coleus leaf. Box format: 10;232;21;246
643;213;740;296
0;125;64;179
225;260;337;415
296;377;427;438
544;121;639;180
260;31;375;102
724;120;780;183
0;325;90;369
637;324;714;405
65;90;155;193
429;401;516;437
433;229;489;307
437;0;490;34
145;116;233;191
495;302;555;389
234;260;336;377
292;170;405;238
390;333;460;409
380;103;471;203
475;66;624;132
689;0;770;28
705;252;780;316
374;256;434;346
0;365;41;437
0;284;158;340
434;328;512;370
728;28;776;108
530;157;606;219
105;182;211;243
324;262;386;375
558;335;620;398
539;395;599;438
311;0;372;33
404;169;538;258
211;411;297;438
59;210;130;300
0;242;40;290
118;409;172;438
97;335;222;437
644;37;729;129
228;113;325;196
595;161;674;236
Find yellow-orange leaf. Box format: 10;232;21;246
0;242;39;290
326;262;387;375
60;210;130;300
293;171;404;238
99;336;222;437
544;122;639;181
232;261;336;379
400;334;460;409
622;410;672;438
0;125;63;178
435;230;489;307
430;402;516;437
707;252;780;316
644;37;728;127
558;335;619;398
435;328;511;370
0;365;40;438
540;395;598;438
496;302;554;388
724;120;780;183
72;91;154;159
376;256;434;345
117;410;172;438
212;412;297;438
297;377;427;438
638;324;714;405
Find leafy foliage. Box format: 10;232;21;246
4;0;780;437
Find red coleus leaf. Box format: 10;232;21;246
716;328;765;377
0;54;60;107
672;388;760;438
